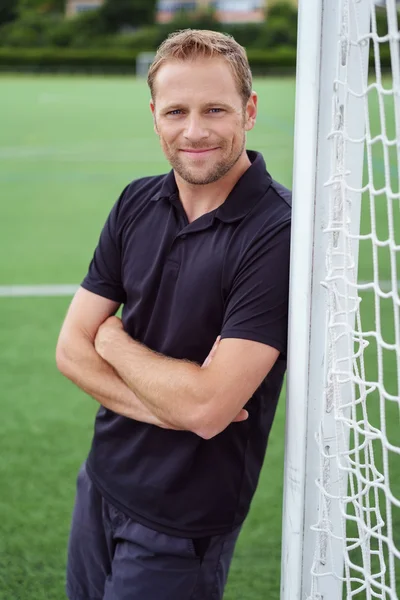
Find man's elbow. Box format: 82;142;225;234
55;340;70;375
189;402;229;440
193;419;228;440
195;426;220;440
55;337;79;379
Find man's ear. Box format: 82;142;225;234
244;91;258;132
150;100;158;135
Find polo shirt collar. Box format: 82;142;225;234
152;150;272;223
215;151;272;223
152;170;178;202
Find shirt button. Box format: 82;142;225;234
181;234;187;240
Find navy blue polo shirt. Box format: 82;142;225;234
81;150;291;538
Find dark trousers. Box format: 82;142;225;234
66;463;241;600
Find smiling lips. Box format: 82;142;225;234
180;147;219;155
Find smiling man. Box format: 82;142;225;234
56;29;291;600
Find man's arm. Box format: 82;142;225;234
94;221;291;440
56;287;181;429
56;288;247;432
95;317;278;439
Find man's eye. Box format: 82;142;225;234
167;109;183;116
208;108;223;114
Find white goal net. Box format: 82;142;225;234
282;0;400;599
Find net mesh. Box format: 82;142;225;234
307;1;400;598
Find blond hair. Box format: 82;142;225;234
147;29;253;105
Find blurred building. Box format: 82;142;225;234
267;0;297;5
65;0;104;18
156;1;267;24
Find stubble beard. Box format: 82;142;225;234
163;136;246;186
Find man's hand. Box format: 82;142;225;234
95;318;248;427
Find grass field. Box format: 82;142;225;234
0;75;398;600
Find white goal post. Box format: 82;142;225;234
282;0;400;599
136;52;156;78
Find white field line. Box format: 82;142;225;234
0;282;399;298
0;139;162;164
0;285;79;297
0;139;144;159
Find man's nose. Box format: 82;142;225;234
183;116;210;143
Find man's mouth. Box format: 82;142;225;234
180;148;219;154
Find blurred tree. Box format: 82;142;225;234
256;1;297;49
155;6;220;45
267;1;297;26
99;0;158;33
0;9;59;46
18;0;65;13
0;0;18;26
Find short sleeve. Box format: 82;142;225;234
80;187;128;304
220;222;291;356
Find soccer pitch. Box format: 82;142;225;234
0;75;398;599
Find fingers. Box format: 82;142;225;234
208;335;221;361
201;335;221;368
232;409;249;423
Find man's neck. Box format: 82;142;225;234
175;150;252;223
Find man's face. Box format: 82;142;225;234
150;57;257;185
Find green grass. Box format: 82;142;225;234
0;75;294;284
0;75;398;600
